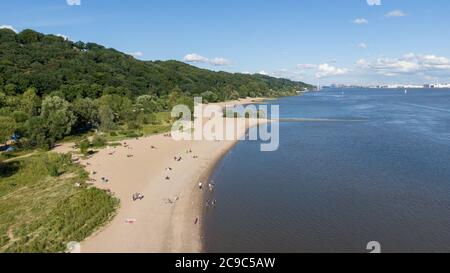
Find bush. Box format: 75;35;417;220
125;131;142;138
79;139;90;155
91;135;107;148
127;121;141;130
46;153;71;177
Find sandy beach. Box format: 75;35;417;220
55;98;268;253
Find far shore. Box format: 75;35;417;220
54;97;270;253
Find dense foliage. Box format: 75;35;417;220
0;28;312;148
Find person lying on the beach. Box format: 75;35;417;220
165;176;170;180
165;167;173;171
126;218;137;224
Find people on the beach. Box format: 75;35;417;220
133;193;144;201
198;182;203;190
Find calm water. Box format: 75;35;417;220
204;88;450;253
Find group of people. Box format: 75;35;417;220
198;181;215;192
206;199;217;208
101;177;109;183
164;195;180;205
132;193;144;201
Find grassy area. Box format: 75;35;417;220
104;112;172;142
0;152;119;253
0;150;34;162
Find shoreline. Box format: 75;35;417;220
54;97;269;253
197;131;245;252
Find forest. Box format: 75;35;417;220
0;28;312;149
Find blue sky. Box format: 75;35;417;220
2;0;450;85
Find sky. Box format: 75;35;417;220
1;0;450;85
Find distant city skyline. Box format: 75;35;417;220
2;0;450;85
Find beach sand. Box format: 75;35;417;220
55;98;268;253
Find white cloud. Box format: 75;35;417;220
386;10;407;18
367;0;381;6
209;57;231;66
183;53;231;66
0;25;18;33
66;0;81;6
357;43;368;49
316;63;349;78
56;34;69;40
128;51;144;58
183;53;208;63
353;18;368;24
258;70;269;76
297;64;317;70
356;53;450;77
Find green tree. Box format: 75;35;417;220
25;116;50;149
0;92;6;108
40;96;76;142
21;88;41;116
136;95;158;113
98;104;115;131
0;116;17;145
71;98;99;132
167;87;183;110
201;91;219;103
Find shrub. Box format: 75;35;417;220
79;139;90;155
91;135;107;148
127;121;141;130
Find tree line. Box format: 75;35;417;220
0;28;312;149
